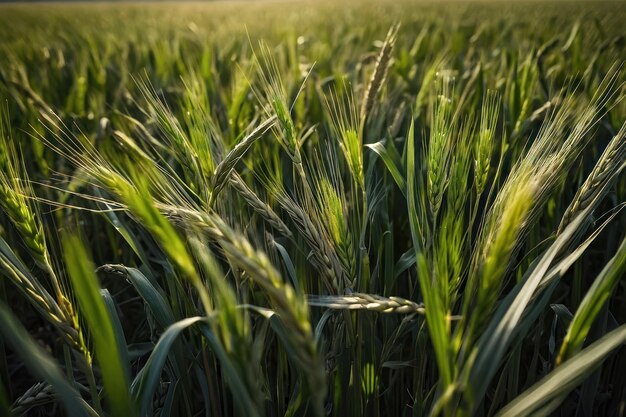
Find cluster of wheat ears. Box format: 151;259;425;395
0;1;625;416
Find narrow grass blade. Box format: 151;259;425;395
497;324;626;417
557;237;626;364
101;288;131;379
63;235;136;417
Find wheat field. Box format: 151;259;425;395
0;1;625;416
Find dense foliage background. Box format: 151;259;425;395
0;1;625;416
